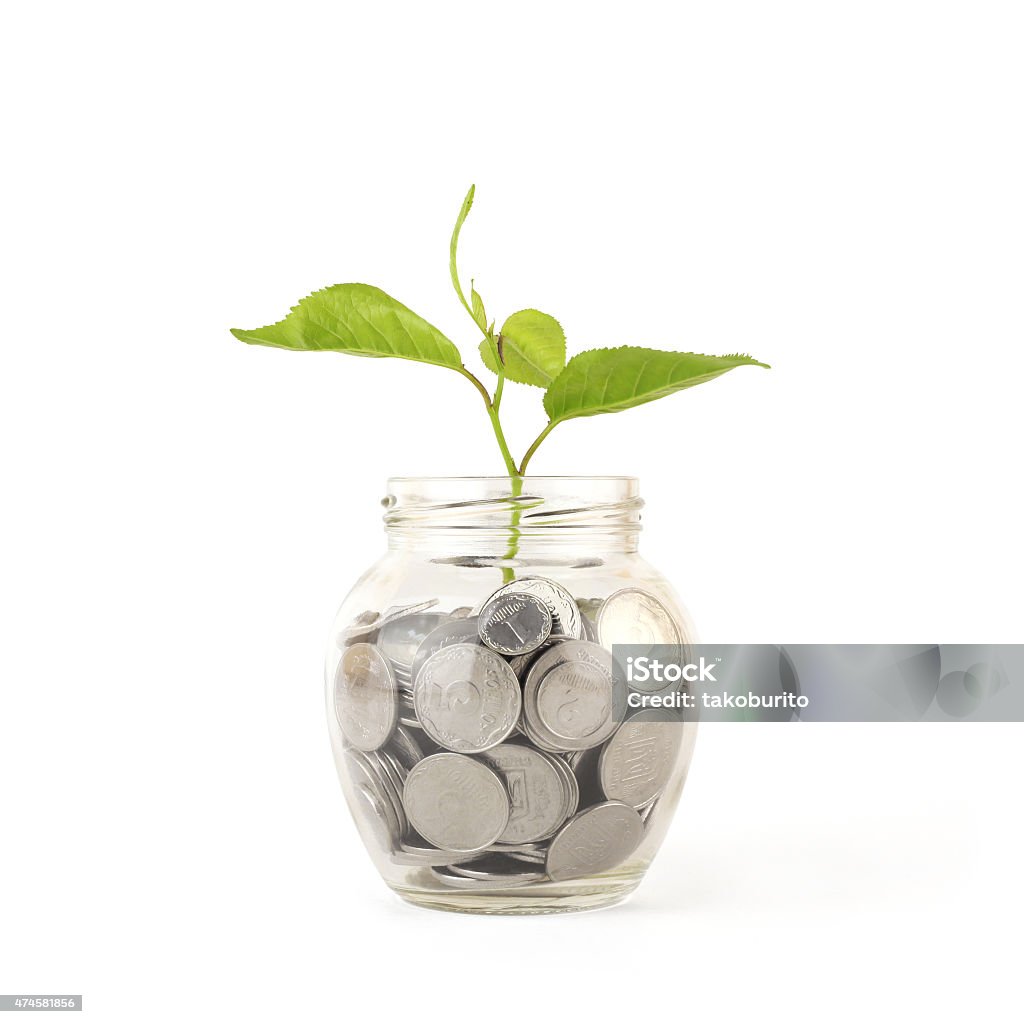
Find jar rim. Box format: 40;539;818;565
386;475;639;484
383;476;643;541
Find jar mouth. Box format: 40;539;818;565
382;477;643;539
385;476;639;484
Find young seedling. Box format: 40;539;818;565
232;187;768;577
232;185;768;477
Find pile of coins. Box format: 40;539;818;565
333;576;685;889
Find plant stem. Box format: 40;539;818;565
492;362;505;412
487;404;518;478
458;332;521;582
457;366;518;477
483;335;523;583
518;421;557;475
500;473;524;584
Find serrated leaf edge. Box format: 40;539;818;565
542;345;769;422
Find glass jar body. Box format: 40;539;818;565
325;478;697;914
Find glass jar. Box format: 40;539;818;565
325;477;697;914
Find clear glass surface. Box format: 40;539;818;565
326;477;697;914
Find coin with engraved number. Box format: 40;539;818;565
413;644;521;754
597;589;682;688
599;709;682;809
486;576;583;640
409;616;483;685
402;753;510;853
479;743;570;843
546;801;644;881
478;591;552;656
524;641;619;751
334;643;398;751
333;577;689;890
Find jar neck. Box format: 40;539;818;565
382;477;642;557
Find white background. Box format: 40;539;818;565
2;2;1022;1021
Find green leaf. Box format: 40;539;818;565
230;283;462;369
449;185;475;316
543;346;769;424
480;309;567;387
470;284;488;334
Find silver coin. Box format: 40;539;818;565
388;724;425;771
397;692;419;728
393;839;479;867
335;598;440;648
449;606;474;619
409;616;482;684
479;744;571;843
344;749;402;847
382;598;440;619
366;751;408;836
548;751;580;821
378;612;449;675
337;609;381;643
516;712;570;754
564;749;589;773
402;753;510;854
597;588;682;689
490;841;547;856
413;644;521;754
546;801;644;881
485;576;583;640
429;865;545;889
508;650;542;680
368;757;407;835
477;591;552;656
447;853;546;881
563;745;604;807
502;849;548;866
333;643;397;752
599;709;683;809
376;746;409;787
524;641;619;750
351;782;397;853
